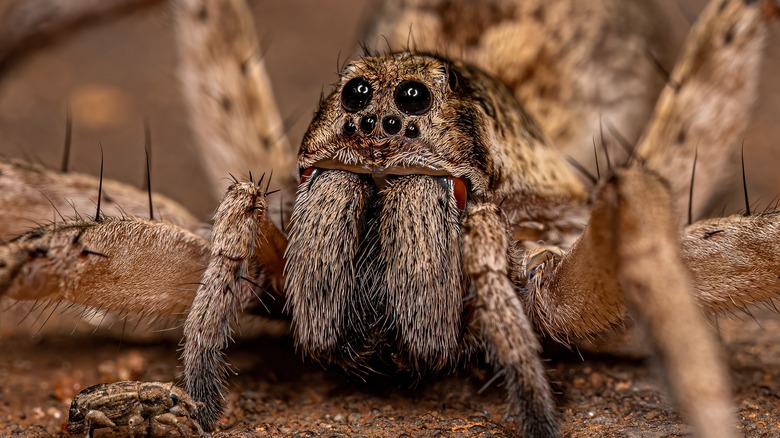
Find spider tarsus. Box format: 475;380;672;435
505;368;561;438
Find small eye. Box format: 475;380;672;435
394;80;432;115
360;114;377;134
343;119;357;135
341;77;373;112
404;122;420;139
381;116;401;135
170;393;179;405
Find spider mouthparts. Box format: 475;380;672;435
450;176;468;210
436;176;468;210
300;164;469;209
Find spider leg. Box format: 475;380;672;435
0;217;209;319
0;0;161;72
682;213;780;313
636;0;778;220
633;0;780;314
182;180;286;431
0;158;204;240
461;201;559;438
521;167;735;438
172;0;297;208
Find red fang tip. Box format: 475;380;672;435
450;176;468;210
300;167;315;185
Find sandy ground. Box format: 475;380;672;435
1;309;779;437
1;0;780;437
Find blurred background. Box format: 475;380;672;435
0;0;777;221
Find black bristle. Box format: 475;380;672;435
742;143;751;217
61;104;72;173
688;148;698;226
95;144;104;222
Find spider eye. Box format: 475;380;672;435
170;393;179;405
394;80;432;115
341;77;373;112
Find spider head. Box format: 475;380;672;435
298;52;507;200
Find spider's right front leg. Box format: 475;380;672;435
461;201;559;438
182;178;287;431
521;167;735;438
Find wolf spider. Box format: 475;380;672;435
1;0;780;436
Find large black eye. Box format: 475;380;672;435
170;393;179;405
394;80;432;115
341;77;372;112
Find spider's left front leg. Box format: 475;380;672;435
182;179;287;431
460;201;559;438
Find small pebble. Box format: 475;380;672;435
46;407;61;420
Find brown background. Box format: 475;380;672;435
0;0;777;220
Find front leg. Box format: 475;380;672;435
521;167;735;438
182;179;287;431
461;202;558;437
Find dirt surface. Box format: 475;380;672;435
1;309;780;437
1;0;780;437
